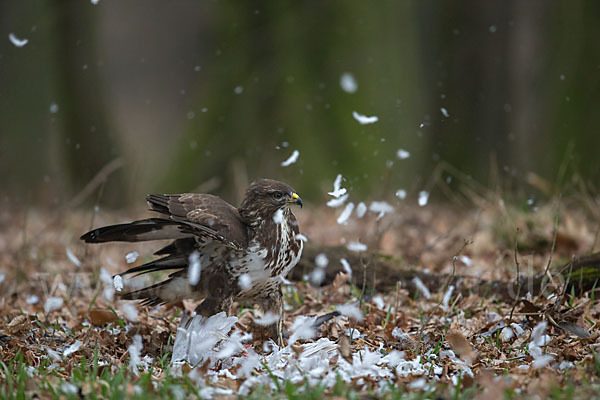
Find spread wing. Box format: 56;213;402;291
80;192;250;305
146;193;248;250
81;193;248;251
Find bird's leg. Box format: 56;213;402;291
193;270;234;318
193;295;233;318
255;285;284;346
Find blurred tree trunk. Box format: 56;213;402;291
52;1;123;204
543;2;600;188
0;2;56;204
417;1;514;187
418;0;600;195
507;1;551;181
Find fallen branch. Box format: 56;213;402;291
67;157;124;208
292;245;600;303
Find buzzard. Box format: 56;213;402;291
81;179;303;344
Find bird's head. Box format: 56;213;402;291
239;179;302;224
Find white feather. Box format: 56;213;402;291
337;202;354;225
355;202;367;218
352;111;378;125
346;241;367;252
281;150;299;166
188;252;201;286
8;33;28;47
327;194;348;208
412;277;431;299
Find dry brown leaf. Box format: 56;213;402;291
446;330;476;363
474;369;506;400
89;309;118;326
291;344;304;358
520;299;543;315
197;359;211;375
7;315;31;335
379;229;397;255
332;272;351;289
554;231;579;253
338;334;352;363
3;204;600;397
558;322;590;338
526;371;556;399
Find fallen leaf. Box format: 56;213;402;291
333;272;351;289
89;309;118;326
558;322;590;338
291;344;304;358
447;330;476;363
520;299;543;315
7;315;31;335
338;334;352;363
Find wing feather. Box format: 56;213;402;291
146;193;248;249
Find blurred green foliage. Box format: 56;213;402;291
166;2;423;200
1;1;599;206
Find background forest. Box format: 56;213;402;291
2;1;600;206
5;2;600;399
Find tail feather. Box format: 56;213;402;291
80;218;192;243
121;255;186;278
146;194;171;215
119;279;173;306
119;275;194;306
154;238;197;256
115;238;197;277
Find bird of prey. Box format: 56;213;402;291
81;179;304;344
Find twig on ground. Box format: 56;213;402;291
590;225;600;253
15;209;29;275
442;239;473;295
539;200;561;298
556;256;576;312
509;229;521;321
359;254;368;307
416;239;472;354
349;253;369;344
393;281;401;324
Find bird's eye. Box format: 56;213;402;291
273;192;283;201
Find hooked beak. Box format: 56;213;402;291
289;192;303;208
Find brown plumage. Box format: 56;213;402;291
81;179;303;344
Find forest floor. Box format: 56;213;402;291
1;190;600;399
